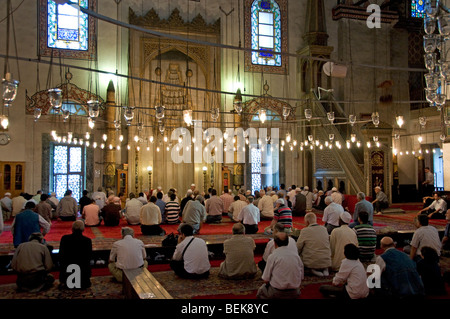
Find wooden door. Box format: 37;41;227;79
0;162;25;198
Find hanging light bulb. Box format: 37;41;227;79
304;109;312;122
418;135;423;143
114;120;121;130
327;111;335;123
367;141;372;148
183;109;193;126
350;133;356;143
293;140;297;146
86;141;90;147
61;109;70;122
281;140;285;146
356;141;361;148
33;108;41;122
93;142;97;149
233;89;243;115
2;74;19;107
87;100;100;121
109;143;114;150
103;134;108;142
159;122;165;135
127;144;131;150
210;107;220;122
85;132;90;140
100;143;105;149
136;146;140;152
396;115;404;128
315;140;320;146
124;107;135;125
67;132;73;140
373;136;379;142
346;140;351;149
308;135;314;142
134;135;139;142
393;148;398;156
259;109;267;124
376;141;380;148
349;114;356;126
119;134;124;142
286;133;291;143
282;106;290;120
116;145;120;150
149;136;154;143
48;88;63;111
371;112;380;127
88;118;95;129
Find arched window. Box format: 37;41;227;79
411;0;426;18
244;0;287;74
39;0;96;59
251;0;282;66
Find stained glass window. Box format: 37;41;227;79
52;144;85;200
251;147;262;194
251;0;282;66
47;0;89;51
411;0;426;18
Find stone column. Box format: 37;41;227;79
103;80;117;193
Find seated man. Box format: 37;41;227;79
353;211;377;262
101;200;122;226
11;232;54;292
179;195;207;234
82;199;102;227
108;227;148;283
58;220;93;289
297;212;331;277
372;186;389;215
218;223;257;280
374;236;424;298
319;243;369;299
406;214;442;262
259;223;297;273
269;198;293;233
257;232;304;299
140;196;165;236
228;195;247;223
417;191;447;219
124;192;143;225
237;195;260;234
170;224;210;279
205;189;223;224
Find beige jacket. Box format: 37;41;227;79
296;223;331;269
329;225;358;271
219;235;257;279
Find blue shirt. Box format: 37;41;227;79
353;199;374;224
155;199;166;221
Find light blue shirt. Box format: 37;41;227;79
354;199;374;224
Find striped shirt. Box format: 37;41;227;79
273;205;293;229
165;201;180;224
354;224;377;261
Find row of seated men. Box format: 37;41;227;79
9;206;450;299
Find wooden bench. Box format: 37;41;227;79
122;267;173;299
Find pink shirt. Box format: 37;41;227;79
83;203;101;226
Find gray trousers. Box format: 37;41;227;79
256;283;300;299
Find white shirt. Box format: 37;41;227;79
124;198;143;224
322;202;344;226
332;258;369;299
258;195;275;218
238;203;260;225
263;236;297;262
172;236;210;274
140;202;162;225
109;235;146;270
428;199;447;213
288;190;297;204
262;245;304;290
410;225;442;257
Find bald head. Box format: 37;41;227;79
380;236;395;249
